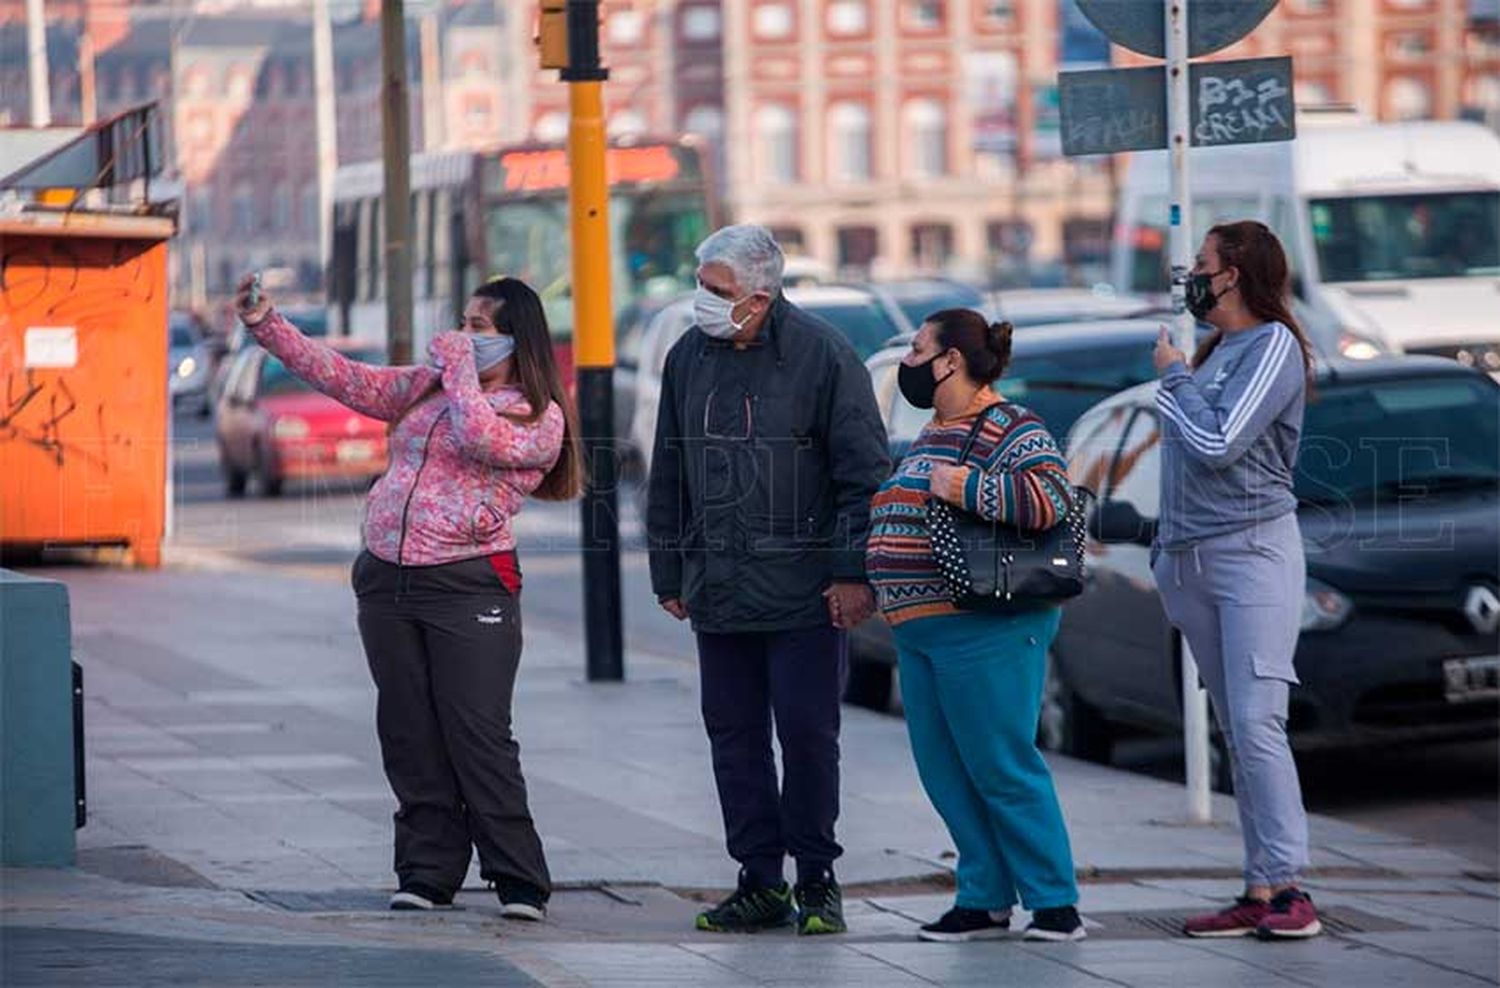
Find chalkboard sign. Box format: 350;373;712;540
1060;57;1296;156
1075;0;1279;58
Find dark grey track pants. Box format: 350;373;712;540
352;550;550;897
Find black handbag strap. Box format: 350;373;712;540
955;402;1006;467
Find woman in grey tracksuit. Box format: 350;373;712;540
1149;221;1324;941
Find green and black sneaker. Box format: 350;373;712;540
695;880;796;933
795;872;846;936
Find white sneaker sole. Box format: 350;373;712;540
500;902;546;922
1023;926;1087;942
918;926;1010;943
1259;919;1323;940
1184;926;1259;939
389;891;451;911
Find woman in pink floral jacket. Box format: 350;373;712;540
236;275;580;920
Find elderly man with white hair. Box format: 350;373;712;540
647;224;891;936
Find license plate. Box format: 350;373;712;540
337;440;376;463
1443;655;1500;703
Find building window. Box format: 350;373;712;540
682;5;721;41
1387;32;1433;58
905;0;944;29
829;102;872;182
982;0;1016;23
232;184;256;236
609;10;645;46
828;1;869;35
271;184;292;233
754;2;794;39
189;187;213;234
1293;0;1329;11
1299;79;1334;106
756;104;798;183
911;223;955;272
906;99;948;178
302;184;320;235
836;225;880;273
1386;76;1432;120
769;225;805;254
683;105;724;142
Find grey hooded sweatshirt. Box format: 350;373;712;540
1154;321;1306;550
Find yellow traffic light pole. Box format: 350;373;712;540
544;0;624;680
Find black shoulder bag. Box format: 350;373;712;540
925;404;1093;612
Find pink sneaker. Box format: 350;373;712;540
1257;889;1323;940
1182;896;1273;938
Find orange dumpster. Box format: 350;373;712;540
0;212;175;568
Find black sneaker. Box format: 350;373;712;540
494;877;548;922
794;873;846;935
918;905;1012;942
1024;905;1086;942
695;879;796;933
389;883;453;911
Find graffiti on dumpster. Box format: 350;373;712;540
1;236;154;470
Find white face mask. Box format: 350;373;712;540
694;286;756;339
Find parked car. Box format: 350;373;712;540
214;340;388;498
1052;357;1498;773
991;288;1157;328
630;284;915;475
211;305;333;410
877;278;989;328
848;319;1179;707
168;310;215;417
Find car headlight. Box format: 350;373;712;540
1301;578;1353;632
1337;331;1383;361
176;355;198;379
272;416;310;440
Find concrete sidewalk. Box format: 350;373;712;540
2;564;1497;987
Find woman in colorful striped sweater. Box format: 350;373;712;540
865;308;1083;943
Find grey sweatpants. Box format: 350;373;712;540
352;551;550;897
1152;512;1311;886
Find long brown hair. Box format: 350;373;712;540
397;278;583;500
1191;221;1317;392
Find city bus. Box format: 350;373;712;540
329;137;718;376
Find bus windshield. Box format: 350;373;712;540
1310;192;1500;282
484;190;707;340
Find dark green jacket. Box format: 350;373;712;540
646;294;891;633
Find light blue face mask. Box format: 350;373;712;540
472;333;516;373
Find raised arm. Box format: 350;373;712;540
1155;324;1301;469
432;331;565;469
931;412;1073;532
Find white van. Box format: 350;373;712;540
1113;117;1500;371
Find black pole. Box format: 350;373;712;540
578;369;623;681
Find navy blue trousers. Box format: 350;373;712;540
696;625;847;888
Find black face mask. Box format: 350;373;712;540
898;353;957;410
1186;269;1230;320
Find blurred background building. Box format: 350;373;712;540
2;0;1496;302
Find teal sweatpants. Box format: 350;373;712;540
892;608;1078;911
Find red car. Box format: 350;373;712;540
214;340;389;497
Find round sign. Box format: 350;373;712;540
1075;0;1278;59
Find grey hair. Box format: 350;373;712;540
694;224;785;295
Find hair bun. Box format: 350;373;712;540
986;320;1014;356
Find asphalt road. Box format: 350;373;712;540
165;410;1499;874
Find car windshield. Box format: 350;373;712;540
260;347;384;397
1310;192;1500;282
889;339;1158;444
1296;375;1500;505
805;302;902;360
883;284;986;327
169;313;196;349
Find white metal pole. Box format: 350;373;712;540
1168;0;1213;825
312;0;339;285
26;0;51;127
